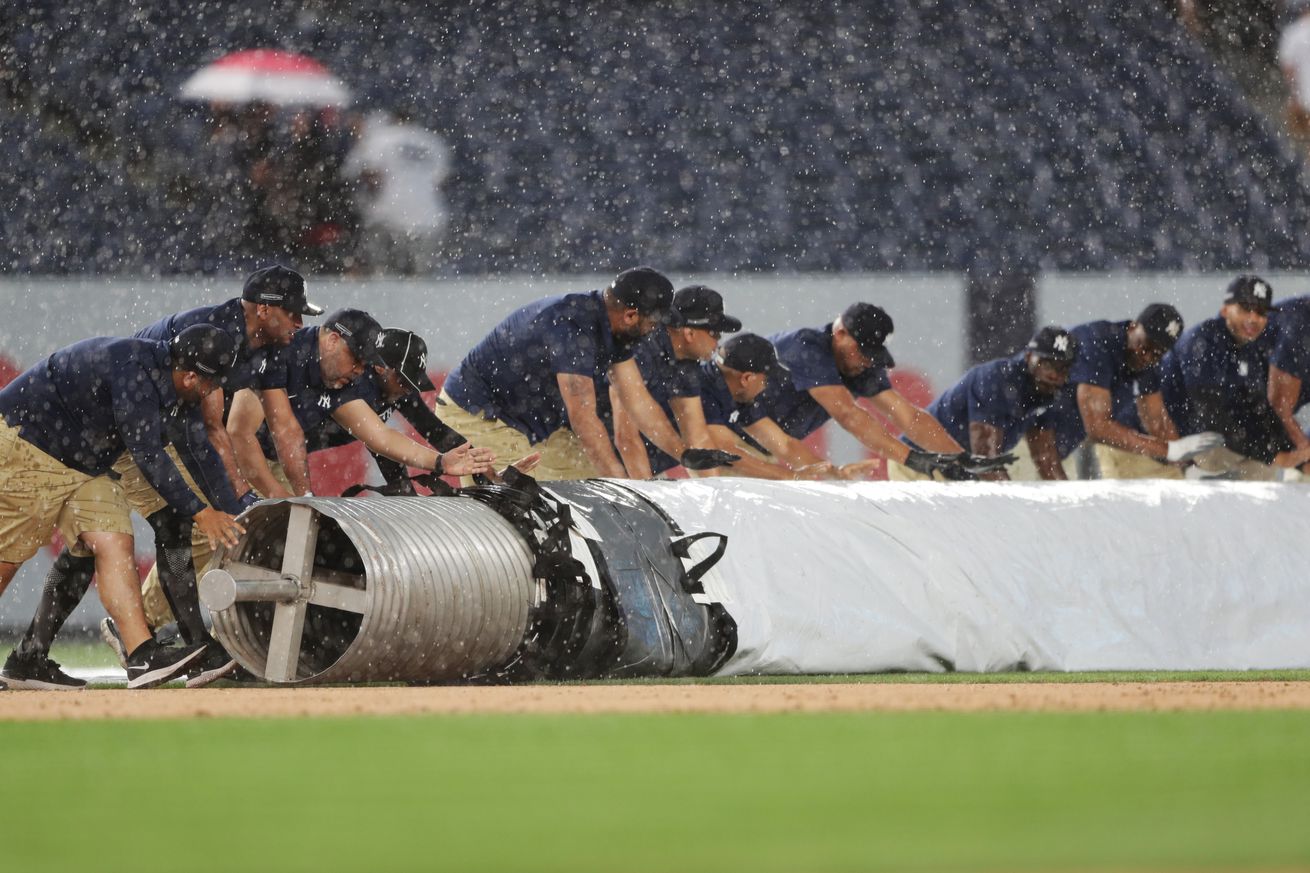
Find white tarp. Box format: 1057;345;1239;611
619;479;1310;674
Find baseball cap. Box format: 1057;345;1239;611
1136;303;1185;351
241;265;324;316
377;328;436;393
716;333;789;375
667;285;743;333
170;324;237;379
841;302;896;368
1224;275;1277;314
323;308;384;366
608;267;674;316
1025;326;1078;364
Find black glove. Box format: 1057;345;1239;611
950;452;1017;476
680;448;741;470
903;449;961;477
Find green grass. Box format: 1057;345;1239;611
2;710;1308;872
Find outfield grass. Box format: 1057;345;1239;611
2;710;1307;872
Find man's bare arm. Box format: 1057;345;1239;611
1136;392;1179;442
557;373;627;478
1268;365;1310;449
609;359;688;460
609;385;653;479
1025;427;1068;480
967;421;1010;481
1077;383;1167;458
226;388;295;498
201;389;252;496
870;389;965;453
809;384;914;462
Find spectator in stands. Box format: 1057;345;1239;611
1159;275;1310;479
1051;304;1223;478
343;108;452;275
1280;0;1310;144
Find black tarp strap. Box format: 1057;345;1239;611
668;532;729;591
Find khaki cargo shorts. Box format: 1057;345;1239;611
434;391;598;483
0;421;132;564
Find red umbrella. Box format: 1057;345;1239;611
180;49;352;107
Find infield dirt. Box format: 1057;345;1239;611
2;680;1308;721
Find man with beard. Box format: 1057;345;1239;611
436;267;736;481
899;327;1080;481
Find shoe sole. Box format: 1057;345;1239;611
185;658;238;689
99;619;129;670
0;674;86;691
127;646;207;690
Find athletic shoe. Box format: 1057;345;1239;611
154;622;181;647
125;641;207;690
100;617;129;669
0;649;87;691
185;643;238;689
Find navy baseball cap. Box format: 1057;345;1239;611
1225;275;1277;314
841;302;895;368
377;328;436;393
667;285;743;333
608;267;674;316
1136;303;1185;351
717;332;788;375
171;324;237;379
1026;326;1078;364
242;265;323;316
324;308;384;366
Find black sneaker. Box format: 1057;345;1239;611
125;641;207;690
185;643;238;689
0;649;87;691
100;617;129;669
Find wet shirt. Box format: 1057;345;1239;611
750;325;892;439
631;329;702;407
640;361;766;476
256;327;369;460
919;354;1058;453
1052;320;1163;443
443;291;635;443
0;337;209;517
135;298;278;394
1159;317;1272;434
1267;295;1310;410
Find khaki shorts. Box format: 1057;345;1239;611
435;391;598;482
0;421;132;564
886;459;947;483
112;444;209;520
141;460;291;631
1005;438;1083;482
1092;443;1184;480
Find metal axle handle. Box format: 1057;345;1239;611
200;568;301;612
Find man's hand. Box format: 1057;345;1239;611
510;452;542;475
838;459;883;480
439;444;497;476
681;447;740;470
194;507;245;550
950;452;1017;476
1166;431;1225;463
791;461;840;480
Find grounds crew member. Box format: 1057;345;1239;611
1264;289;1310;453
229;310;496;499
611;285;743;478
20;264;321;688
436;267;737;481
0;325;244;690
694;333;873;480
1054;303;1223;478
1159;276;1310;479
753;302;1007;481
902;327;1080;481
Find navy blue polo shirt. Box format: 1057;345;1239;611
918;354;1059;453
1267;295;1310;410
1055;320;1164;443
0;337;209;517
638;360;768;475
1158;316;1272;434
750;325;892;439
443;291;637;443
136;298;278;393
631;328;702;407
256;327;369;460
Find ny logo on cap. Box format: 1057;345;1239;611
1053;335;1070;353
418;352;427;370
1167;320;1182;338
1254;282;1269;300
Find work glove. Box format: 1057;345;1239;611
680;448;741;470
949;452;1017;477
903;449;963;477
1165;431;1225;463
